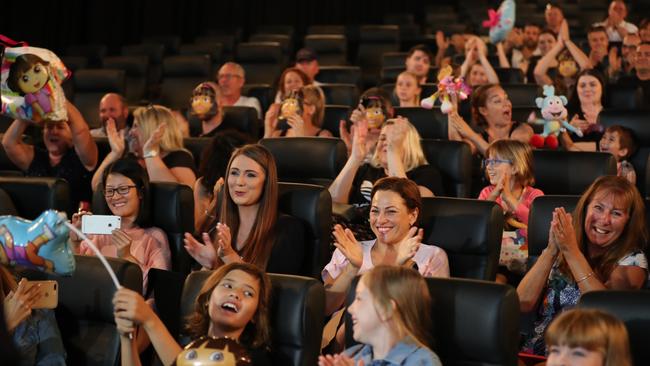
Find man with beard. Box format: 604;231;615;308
90;93;130;137
404;44;433;84
2;102;98;212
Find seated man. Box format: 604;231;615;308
405;44;433;84
90;93;130;138
216;62;262;118
295;48;321;85
593;0;639;42
1;102;98;211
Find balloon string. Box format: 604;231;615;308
64;222;121;289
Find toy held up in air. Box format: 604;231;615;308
173;337;251;366
361;95;388;129
190;82;219;121
0;210;75;275
420;65;471;114
1;41;70;124
482;0;516;44
529;85;583;149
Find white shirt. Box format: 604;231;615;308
234;95;262;118
593;20;638;42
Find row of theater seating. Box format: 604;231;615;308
16;254;650;366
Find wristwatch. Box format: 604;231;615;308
142;149;159;159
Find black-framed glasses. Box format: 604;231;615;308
103;185;137;198
482;158;512;168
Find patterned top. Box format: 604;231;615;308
522;251;648;355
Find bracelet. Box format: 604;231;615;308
576;271;595;284
142;149;159;159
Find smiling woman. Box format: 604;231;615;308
518;175;648;356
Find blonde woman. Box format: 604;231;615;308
319;265;442;365
264;85;333;138
329;117;443;205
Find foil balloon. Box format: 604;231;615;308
0;210;75;275
420;65;471;114
482;0;516;44
1;42;70;124
174;337;251;366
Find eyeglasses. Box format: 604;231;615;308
483;158;512;167
103;185;137;198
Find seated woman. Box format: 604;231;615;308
274;67;311;103
460;36;500;87
448;83;534;156
113;262;272;366
545;308;632;366
91;104;196;190
264;85;333;138
184;144;305;275
193;131;251;231
319;265;442;366
71;157;171;292
1;265;66;365
339;88;394;158
394;71;422;107
561;69;606;151
324;177;449;315
518;175;648;356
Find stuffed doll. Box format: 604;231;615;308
483;0;516;44
420;65;471;114
1;44;69;123
190;82;219;121
529;85;583;149
0;210;75;275
361;95;388;129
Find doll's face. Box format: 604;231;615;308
192;94;214;116
18;63;49;94
280;98;300;118
366;106;385;129
558;59;578;78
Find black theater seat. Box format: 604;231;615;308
73;69;126;129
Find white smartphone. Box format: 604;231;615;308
81;215;121;235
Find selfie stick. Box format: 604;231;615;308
65;222;122;288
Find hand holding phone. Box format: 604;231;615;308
25;280;58;309
81;215;121;235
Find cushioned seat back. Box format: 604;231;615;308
495;68;525;83
0;177;70;219
74;69;127;128
604;84;642;110
379;66;404;84
278;182;332;278
259;137;347;187
121;43;165;85
420;197;503;280
236;42;284;85
222;106;260;138
421;139;473;198
394;107;448;139
600;110;650;198
303;35;348;66
143;35;181;55
93;137;112;166
21;256;142;366
381;52;408;68
0;188;17;215
533;150;617;195
579;290;650;366
183;137;211;168
180;271;325;366
250;34;292;58
307;25;346;35
160;55;212;110
66;44;108;68
357;25;400;85
320;83;360;107
179;42;224;72
322;105;350;137
92;182;194;275
102;56;149;104
500;84;540;106
242;84;274;117
527;195;580;263
316;66;362;87
344;277;520;366
195;35;236;60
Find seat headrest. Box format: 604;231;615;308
304;35;347;52
236;42;283;63
0;187;17;216
600;110;650;145
421;139;472;198
260;137;347;182
0;176;70;220
359;25;399;42
179;42;224;61
142;35;181;54
394;107;448;139
163;55;211;77
533;150;617;195
74;69;126;92
527;195;581;257
122;43;165;63
103;56;149;75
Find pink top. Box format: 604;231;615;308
478;185;544;236
79;226;171;293
322;239;450;280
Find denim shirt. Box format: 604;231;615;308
13;309;66;366
344;337;442;366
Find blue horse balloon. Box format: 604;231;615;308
0;210;75;275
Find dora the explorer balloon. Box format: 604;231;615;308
361;96;387;129
1;46;69;123
174;337;251;366
190;82;219;121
